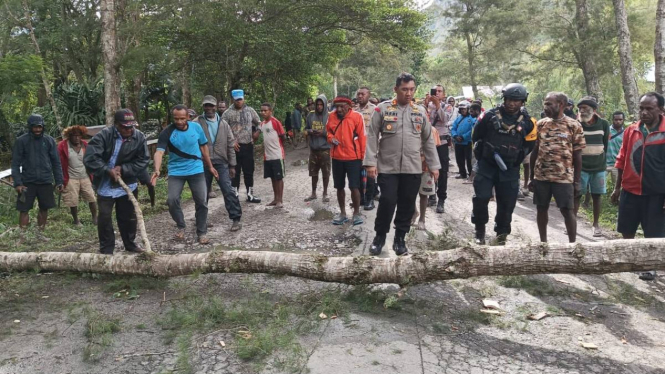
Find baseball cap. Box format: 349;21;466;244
231;89;244;101
202;95;217;106
114;109;138;127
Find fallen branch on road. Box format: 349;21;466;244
1;239;664;285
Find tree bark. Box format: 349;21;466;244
656;0;665;94
2;239;664;285
574;0;603;103
117;178;152;253
612;0;640;118
100;0;121;126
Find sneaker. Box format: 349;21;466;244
230;220;242;231
352;214;364;226
247;187;261;203
232;187;239;197
436;201;445;214
198;235;211;245
332;214;349;225
474;226;486;245
363;199;375;211
127;245;147;254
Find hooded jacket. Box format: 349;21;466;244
197;114;237;166
326;107;366;161
305;95;331;151
11;127;64;187
451;113;475;145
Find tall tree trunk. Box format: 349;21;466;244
21;1;62;132
465;31;478;99
574;0;603;103
656;0;665;94
180;61;192;108
612;0;640;118
127;73;142;123
2;239;665;285
100;0;121;126
333;62;339;99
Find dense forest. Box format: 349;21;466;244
0;0;661;154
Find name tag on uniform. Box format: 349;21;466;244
384;116;398;122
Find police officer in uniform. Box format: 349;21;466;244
364;73;440;256
471;83;537;245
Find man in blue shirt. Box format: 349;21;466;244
152;104;219;244
84;109;150;254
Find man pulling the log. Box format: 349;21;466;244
364;72;440;256
83;109;150;254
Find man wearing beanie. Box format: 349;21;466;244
326;95;366;226
11;114;64;234
574;96;610;237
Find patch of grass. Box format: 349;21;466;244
452;309;492;326
579;178;619;233
426;226;461;251
372;360;380;366
497;275;564;297
135;323;147;330
605;278;661;308
82;308;121;362
392;348;403;354
103;275;167;300
175;334;194;374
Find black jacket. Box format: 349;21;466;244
83;126;150;190
11;132;64;187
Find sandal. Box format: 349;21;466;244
322;196;330;203
352;214;364;226
593;227;602;237
174;229;185;241
332;214;349;225
198;235;210;245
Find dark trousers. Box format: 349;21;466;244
365;176;377;202
471;173;519;235
232;143;255;190
97;191;138;254
375;173;420;236
436;144;450;202
206;161;242;221
167;173;208;236
454;143;472;177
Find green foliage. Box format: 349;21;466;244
35;80;105;136
82;308;122;362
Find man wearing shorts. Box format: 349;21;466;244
529;92;585;243
259;103;286;209
304;94;331;203
611;92;665;281
11;114;64;233
57;125;97;226
326;95;366;226
574;96;610;237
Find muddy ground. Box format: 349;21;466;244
1;145;665;374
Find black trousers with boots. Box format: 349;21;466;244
97;190;139;254
471;173;519;235
232;143;255;190
454;143;472;178
436;143;450;202
374;173;420;237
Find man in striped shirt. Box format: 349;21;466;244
574;96;610;237
606;111;625;185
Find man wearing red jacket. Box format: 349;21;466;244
611;92;665;281
57;125;98;226
327;95;366;226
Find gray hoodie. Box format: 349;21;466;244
305;94;331;151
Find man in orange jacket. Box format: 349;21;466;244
326;95;367;226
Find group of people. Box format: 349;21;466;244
9;72;665;272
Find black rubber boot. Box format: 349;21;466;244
428;195;437;207
474;225;486;245
369;234;386;256
393;231;409;256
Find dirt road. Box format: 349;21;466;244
1;145;664;374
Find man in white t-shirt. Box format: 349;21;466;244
259;103;287;209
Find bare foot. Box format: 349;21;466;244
267;200;277;206
322;195;330;203
417;221;426;231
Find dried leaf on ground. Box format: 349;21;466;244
527;312;549;321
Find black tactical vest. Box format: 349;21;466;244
481;110;527;167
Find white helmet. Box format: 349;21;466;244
458;100;470;109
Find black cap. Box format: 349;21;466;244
27;114;44;127
114;109;137;127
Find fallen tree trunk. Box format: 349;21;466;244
2;239;664;285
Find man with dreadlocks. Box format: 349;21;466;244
58;125;98;226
